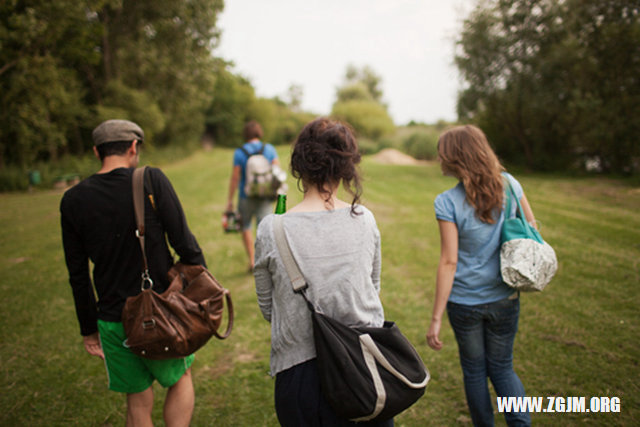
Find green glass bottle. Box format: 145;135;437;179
275;194;287;214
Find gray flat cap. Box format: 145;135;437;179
92;119;144;146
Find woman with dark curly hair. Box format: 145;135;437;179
253;118;392;426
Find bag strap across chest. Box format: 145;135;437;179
273;215;308;293
132;166;153;290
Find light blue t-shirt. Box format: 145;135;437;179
233;141;278;199
434;172;523;305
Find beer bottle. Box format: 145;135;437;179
275;194;287;214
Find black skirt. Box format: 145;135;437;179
274;358;395;427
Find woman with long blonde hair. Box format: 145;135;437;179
426;125;536;426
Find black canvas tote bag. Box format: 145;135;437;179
273;215;429;422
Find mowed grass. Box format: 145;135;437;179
1;146;638;426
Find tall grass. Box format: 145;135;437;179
0;147;638;425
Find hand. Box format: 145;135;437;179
226;201;233;212
426;318;443;351
83;332;105;360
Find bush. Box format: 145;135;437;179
356;137;393;156
0;167;30;192
331;100;395;140
402;131;439;160
0;144;197;192
0;154;97;192
249;98;316;146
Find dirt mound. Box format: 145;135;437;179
372;148;428;165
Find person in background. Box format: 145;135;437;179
426;124;534;426
253;118;393;426
226;120;279;272
60;119;206;426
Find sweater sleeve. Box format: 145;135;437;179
60;194;98;336
254;215;274;322
148;168;206;267
370;212;382;294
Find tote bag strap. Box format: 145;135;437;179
504;179;526;221
503;176;544;244
503;173;523;220
272;215;308;293
503;174;529;222
503;176;513;219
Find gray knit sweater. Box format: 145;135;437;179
254;205;385;376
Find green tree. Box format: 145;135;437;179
95;80;165;144
285;84;304;112
96;0;223;146
331;65;395;140
206;70;316;147
559;0;640;172
205;67;258;147
456;0;640;173
343;64;384;103
332;100;395;140
0;0;100;166
252;97;316;145
1;55;86;166
0;0;224;168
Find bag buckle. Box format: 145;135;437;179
141;270;153;290
142;319;156;329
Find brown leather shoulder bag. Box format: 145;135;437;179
122;167;233;359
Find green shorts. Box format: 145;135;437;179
97;320;194;394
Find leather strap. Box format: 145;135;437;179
133;167;146;237
132;167;151;288
212;290;234;339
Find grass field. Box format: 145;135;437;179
1;146;638;426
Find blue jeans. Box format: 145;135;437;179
447;296;531;427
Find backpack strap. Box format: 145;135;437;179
239;143;265;158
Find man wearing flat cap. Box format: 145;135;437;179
60;119;205;425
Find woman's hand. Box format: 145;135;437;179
426;220;457;352
426;318;443;351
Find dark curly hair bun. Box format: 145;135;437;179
291;118;363;214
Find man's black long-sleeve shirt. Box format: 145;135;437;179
60;167;205;336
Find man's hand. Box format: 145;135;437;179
83;332;105;360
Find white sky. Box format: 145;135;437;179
215;0;474;125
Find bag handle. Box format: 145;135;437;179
503;176;544;244
197;268;234;339
132;167;153;290
503;178;526;222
